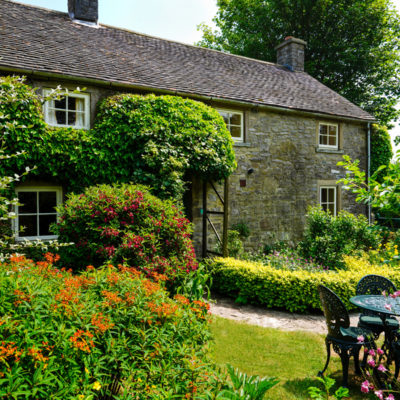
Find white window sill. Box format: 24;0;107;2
315;147;344;154
234;142;251;147
16;235;58;242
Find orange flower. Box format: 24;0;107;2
0;341;22;363
107;271;120;286
142;279;160;296
91;313;114;334
13;289;31;306
174;294;190;305
69;330;94;353
101;290;122;307
44;252;60;264
28;347;48;363
147;301;178;318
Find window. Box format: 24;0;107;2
217;109;244;142
318;123;338;149
14;187;62;240
319;186;337;216
43;89;90;129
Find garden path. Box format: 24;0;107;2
209;295;359;334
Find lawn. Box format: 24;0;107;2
210;316;367;400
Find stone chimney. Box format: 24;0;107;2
68;0;98;24
275;36;307;72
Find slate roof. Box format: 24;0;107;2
0;0;374;121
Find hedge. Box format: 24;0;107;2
204;256;400;313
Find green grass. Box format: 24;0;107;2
210;316;368;400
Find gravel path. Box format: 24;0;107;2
209;295;359;334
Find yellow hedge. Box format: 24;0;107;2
205;256;400;313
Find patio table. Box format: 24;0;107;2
350;295;400;364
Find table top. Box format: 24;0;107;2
350;295;400;316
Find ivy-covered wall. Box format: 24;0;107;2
0;76;236;200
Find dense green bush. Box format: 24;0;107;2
205;256;400;313
370;124;393;179
0;254;215;399
52;183;197;286
0;76;236;200
299;207;380;269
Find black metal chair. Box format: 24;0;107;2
318;285;375;387
356;275;399;338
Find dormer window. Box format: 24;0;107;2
43;90;90;129
217;109;244;142
318;122;338;149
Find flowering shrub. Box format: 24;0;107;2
53;183;198;284
0;254;215;399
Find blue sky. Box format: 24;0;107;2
15;0;400;150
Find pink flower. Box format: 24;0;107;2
382;290;387;297
394;291;400;298
375;390;384;400
361;380;370;393
385;303;392;311
357;335;365;343
386;394;395;400
377;348;384;355
377;364;387;372
369;349;376;356
368;359;376;367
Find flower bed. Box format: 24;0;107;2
0;254;214;399
204;256;400;312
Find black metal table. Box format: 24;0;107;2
350;295;400;364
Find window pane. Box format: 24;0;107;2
19;215;37;237
218;111;229;125
39;192;57;213
328;203;335;215
328;189;335;202
329;125;337;135
55;110;66;125
18;192;37;214
230;113;242;126
68;97;77;111
319;125;327;135
321;189;327;202
328;135;336;146
54;97;67;109
320;135;328;145
67;112;77;125
39;214;57;236
230;126;241;138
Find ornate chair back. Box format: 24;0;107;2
318;285;350;339
356;274;396;296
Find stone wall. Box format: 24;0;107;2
191;108;367;256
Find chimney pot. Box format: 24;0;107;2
68;0;98;24
275;37;307;72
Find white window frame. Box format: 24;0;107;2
318;122;338;150
43;89;90;130
319;186;337;216
14;186;63;241
217;109;244;142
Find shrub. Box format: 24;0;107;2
204;256;400;312
52;183;198;285
370;124;393;179
299;206;380;269
0;255;215;399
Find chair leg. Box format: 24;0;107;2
354;347;361;375
318;339;331;377
340;351;350;388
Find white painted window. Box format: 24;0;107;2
320;186;337;216
319;123;338;149
14;187;62;240
217;109;244;142
43;89;90;129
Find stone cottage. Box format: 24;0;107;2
0;0;375;255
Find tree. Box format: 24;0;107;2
197;0;400;127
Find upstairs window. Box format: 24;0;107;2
217;109;244;142
14;187;62;240
320;186;337;216
43;90;90;129
318;122;338;149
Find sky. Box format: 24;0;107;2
15;0;400;152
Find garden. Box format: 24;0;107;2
2;75;400;399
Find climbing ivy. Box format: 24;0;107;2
370;124;392;179
0;76;236;199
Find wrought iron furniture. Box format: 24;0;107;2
318;285;375;387
356;275;399;338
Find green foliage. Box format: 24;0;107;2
370;124;393;179
308;377;349;400
216;230;244;258
231;222;250;239
204;254;400;313
0;76;236;201
216;364;278;399
52;183;197;287
197;0;400;126
299;206;380;269
0;255;215;399
177;263;213;301
338;154;400;219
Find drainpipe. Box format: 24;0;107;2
367;122;371;224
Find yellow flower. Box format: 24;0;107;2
93;381;102;391
78;396;84;400
85;367;89;374
137;378;142;382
